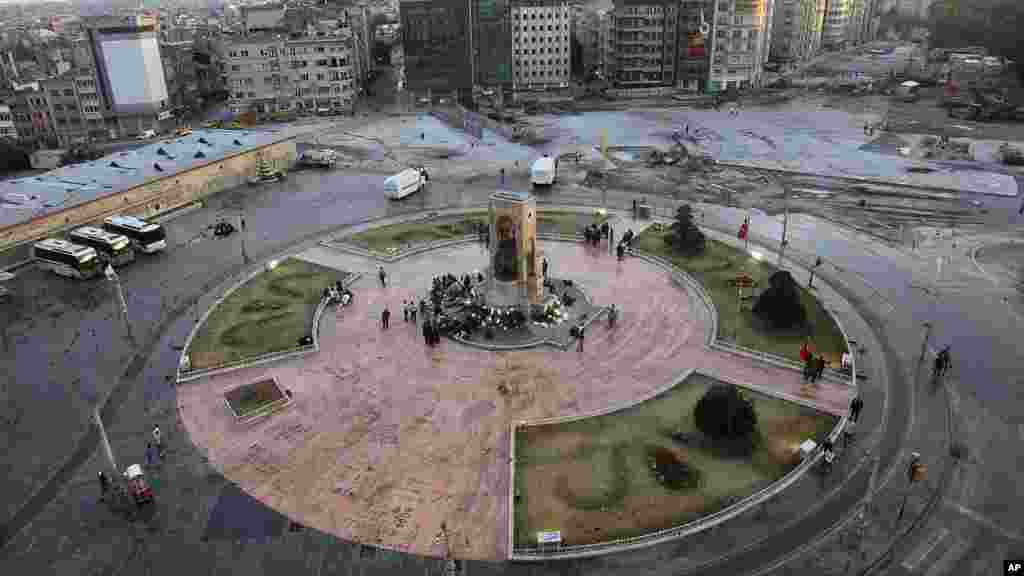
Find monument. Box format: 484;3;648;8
487;190;544;310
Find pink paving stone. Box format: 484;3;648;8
177;242;854;560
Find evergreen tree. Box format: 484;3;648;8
665;204;705;255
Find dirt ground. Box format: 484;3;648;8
514;373;838;547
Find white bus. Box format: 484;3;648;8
68;226;136;267
33;239;102;280
102;215;167;254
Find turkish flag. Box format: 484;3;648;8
738;221;748;240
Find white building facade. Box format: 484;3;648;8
224;28;356;115
511;0;573;91
707;0;774;92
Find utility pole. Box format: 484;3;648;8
239;213;249;266
94;406;119;477
778;178;790;267
105;264;134;347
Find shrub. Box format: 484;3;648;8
665;204;706;255
693;384;759;457
752;270;807;330
647;446;701;491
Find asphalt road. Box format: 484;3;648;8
2;140;1022;573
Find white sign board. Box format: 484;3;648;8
537;531;561;544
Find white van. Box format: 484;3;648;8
531;155;557;187
298;149;338;168
384;167;429;200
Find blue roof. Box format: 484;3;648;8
0;129;293;230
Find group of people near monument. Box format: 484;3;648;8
322;281;353;307
800;341;829;383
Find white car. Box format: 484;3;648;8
138;129;157;140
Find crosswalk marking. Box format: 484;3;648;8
902;527;950;572
923;535;970;576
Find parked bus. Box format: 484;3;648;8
102;215;167;254
68;226;135;267
33;239;101;280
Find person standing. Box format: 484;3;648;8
632;198;638;218
410;302;417;324
816;355;827;381
804;354;815;382
850;396;864;423
608;226;614;255
378;265;387;288
542;257;549;279
403;301;409;322
382;306;391;330
423;318;431;346
576;323;585;352
98;471;110;500
152;425;163;458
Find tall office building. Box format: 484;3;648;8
609;0;679;89
821;0;850;50
770;0;825;63
511;0;572;91
399;0;473;99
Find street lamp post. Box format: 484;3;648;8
778;178;790;267
105;264;134;347
238;213;249;266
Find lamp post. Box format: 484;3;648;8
105;264;134;347
238;213;249;266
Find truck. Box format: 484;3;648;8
530;155;557;188
384;167;429;200
298;149;338;168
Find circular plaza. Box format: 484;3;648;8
175;204;855;560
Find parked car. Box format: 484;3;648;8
137;129;157;140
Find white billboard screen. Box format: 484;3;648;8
100;37;168;110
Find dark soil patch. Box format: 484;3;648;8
224;378;287;418
647;446;701;491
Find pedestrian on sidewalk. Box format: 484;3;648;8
608;226;614;254
403;301;409;322
576;323;585;352
382;305;391;330
608;304;617;329
800;341;810;363
152;425;163;458
145;443;157;468
378;265;387;288
423;318;431;346
98;471;110;499
815;355;827;381
410;302;417;324
542;257;549;279
803;354;815;382
842;419;856;449
850;396;864;423
633;199;638;218
500;168;505;185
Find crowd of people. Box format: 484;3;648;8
800;341;828;383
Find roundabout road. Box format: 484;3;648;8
177;241;852;560
1;164;1020;575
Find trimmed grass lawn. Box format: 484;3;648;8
187;258;349;370
347;212;488;253
514;373;838;548
345;210;610;254
636;228;848;364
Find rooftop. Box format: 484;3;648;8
0;129;293;230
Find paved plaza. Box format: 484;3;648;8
177;239;854;560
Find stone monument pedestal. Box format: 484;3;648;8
486;190;544;312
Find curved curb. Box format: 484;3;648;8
969;239;1023;288
504;227;855;560
508;367;832;561
175;265;360;384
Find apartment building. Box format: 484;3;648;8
677;0;712;91
511;0;572;91
771;0;825;63
399;0;473;98
575;8;613;80
707;0;773;91
0;102;17;140
222;26;356;115
474;0;513;92
162;41;200;114
609;0;679;88
846;0;876;46
9;82;52;148
821;0;849;50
